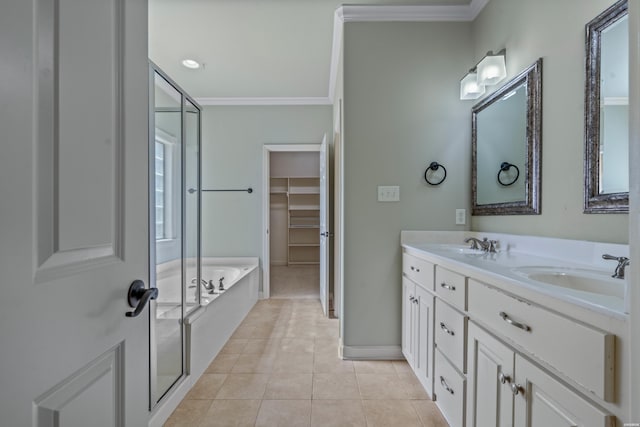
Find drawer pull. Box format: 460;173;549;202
414;298;419;305
510;382;523;396
498;372;511;384
439;376;454;395
499;311;531;332
440;282;456;291
410;265;420;272
439;322;455;336
409;295;415;302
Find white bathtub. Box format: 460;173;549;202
154;257;258;307
200;258;257;305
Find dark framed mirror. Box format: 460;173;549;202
584;0;628;213
472;59;542;215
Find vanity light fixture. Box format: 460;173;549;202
460;49;507;100
460;71;486;100
181;59;201;69
477;50;507;86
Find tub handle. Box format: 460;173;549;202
126;280;158;318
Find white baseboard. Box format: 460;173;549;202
340;344;404;360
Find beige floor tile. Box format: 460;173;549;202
206;354;239;374
397;373;430;400
215;374;269;399
255;400;312;427
231;325;256;339
362;399;422;427
312;373;360;400
272;352;314;373
231;353;276;374
356;373;407;400
279;338;314;353
313;352;354;374
353;360;396;374
219;339;248;354
314;339;339;355
392;360;414;375
263;373;313;399
310;400;366;427
169;298;448;427
242;339;270;354
164;399;212;427
186;374;228;400
412;400;449;427
198;400;261;427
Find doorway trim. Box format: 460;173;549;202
262;144;322;299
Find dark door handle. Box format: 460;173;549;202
126;280;158;318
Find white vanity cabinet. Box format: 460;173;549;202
466;322;514;427
467;322;614;427
401;245;618;427
402;255;435;396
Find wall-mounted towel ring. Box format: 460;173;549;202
497;162;519;186
424;162;447;186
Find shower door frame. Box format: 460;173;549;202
148;62;202;411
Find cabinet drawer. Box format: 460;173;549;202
435;300;467;373
435;349;466;427
435;266;467;310
403;253;434;290
468;279;615;402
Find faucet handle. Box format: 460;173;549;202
488;240;499;253
602;254;628;263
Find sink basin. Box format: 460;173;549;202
511;266;625;299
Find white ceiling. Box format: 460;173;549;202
149;0;475;102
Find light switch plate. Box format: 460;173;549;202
455;209;466;225
378;186;400;202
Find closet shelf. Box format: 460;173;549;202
288;243;320;247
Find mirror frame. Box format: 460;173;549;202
472;58;543;216
584;0;628;213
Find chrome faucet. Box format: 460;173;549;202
219;277;225;291
464;237;498;253
602;254;630;279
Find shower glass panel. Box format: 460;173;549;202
184;98;200;310
149;64;201;408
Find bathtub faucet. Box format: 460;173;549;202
219;277;225;291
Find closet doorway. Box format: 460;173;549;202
262;139;331;315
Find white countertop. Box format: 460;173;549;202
401;231;629;321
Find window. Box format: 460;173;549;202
154;130;176;241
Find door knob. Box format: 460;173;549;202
126;280;158;318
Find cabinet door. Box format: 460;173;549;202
415;285;434;396
402;278;415;365
513;355;615;427
466;322;515;427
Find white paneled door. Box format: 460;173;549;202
0;0;150;426
319;135;330;316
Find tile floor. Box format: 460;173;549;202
270;266;320;299
164;299;449;426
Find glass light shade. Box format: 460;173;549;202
477;54;506;86
460;72;485;100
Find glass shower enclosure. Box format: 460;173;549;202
149;62;201;408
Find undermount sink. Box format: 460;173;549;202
511;266;625;299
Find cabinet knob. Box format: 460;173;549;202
510;382;522;396
498;372;511;384
410;266;415;271
409;295;415;302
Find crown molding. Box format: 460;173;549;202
328;0;490;101
196;97;332;106
341;3;480;22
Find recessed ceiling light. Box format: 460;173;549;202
182;59;200;69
